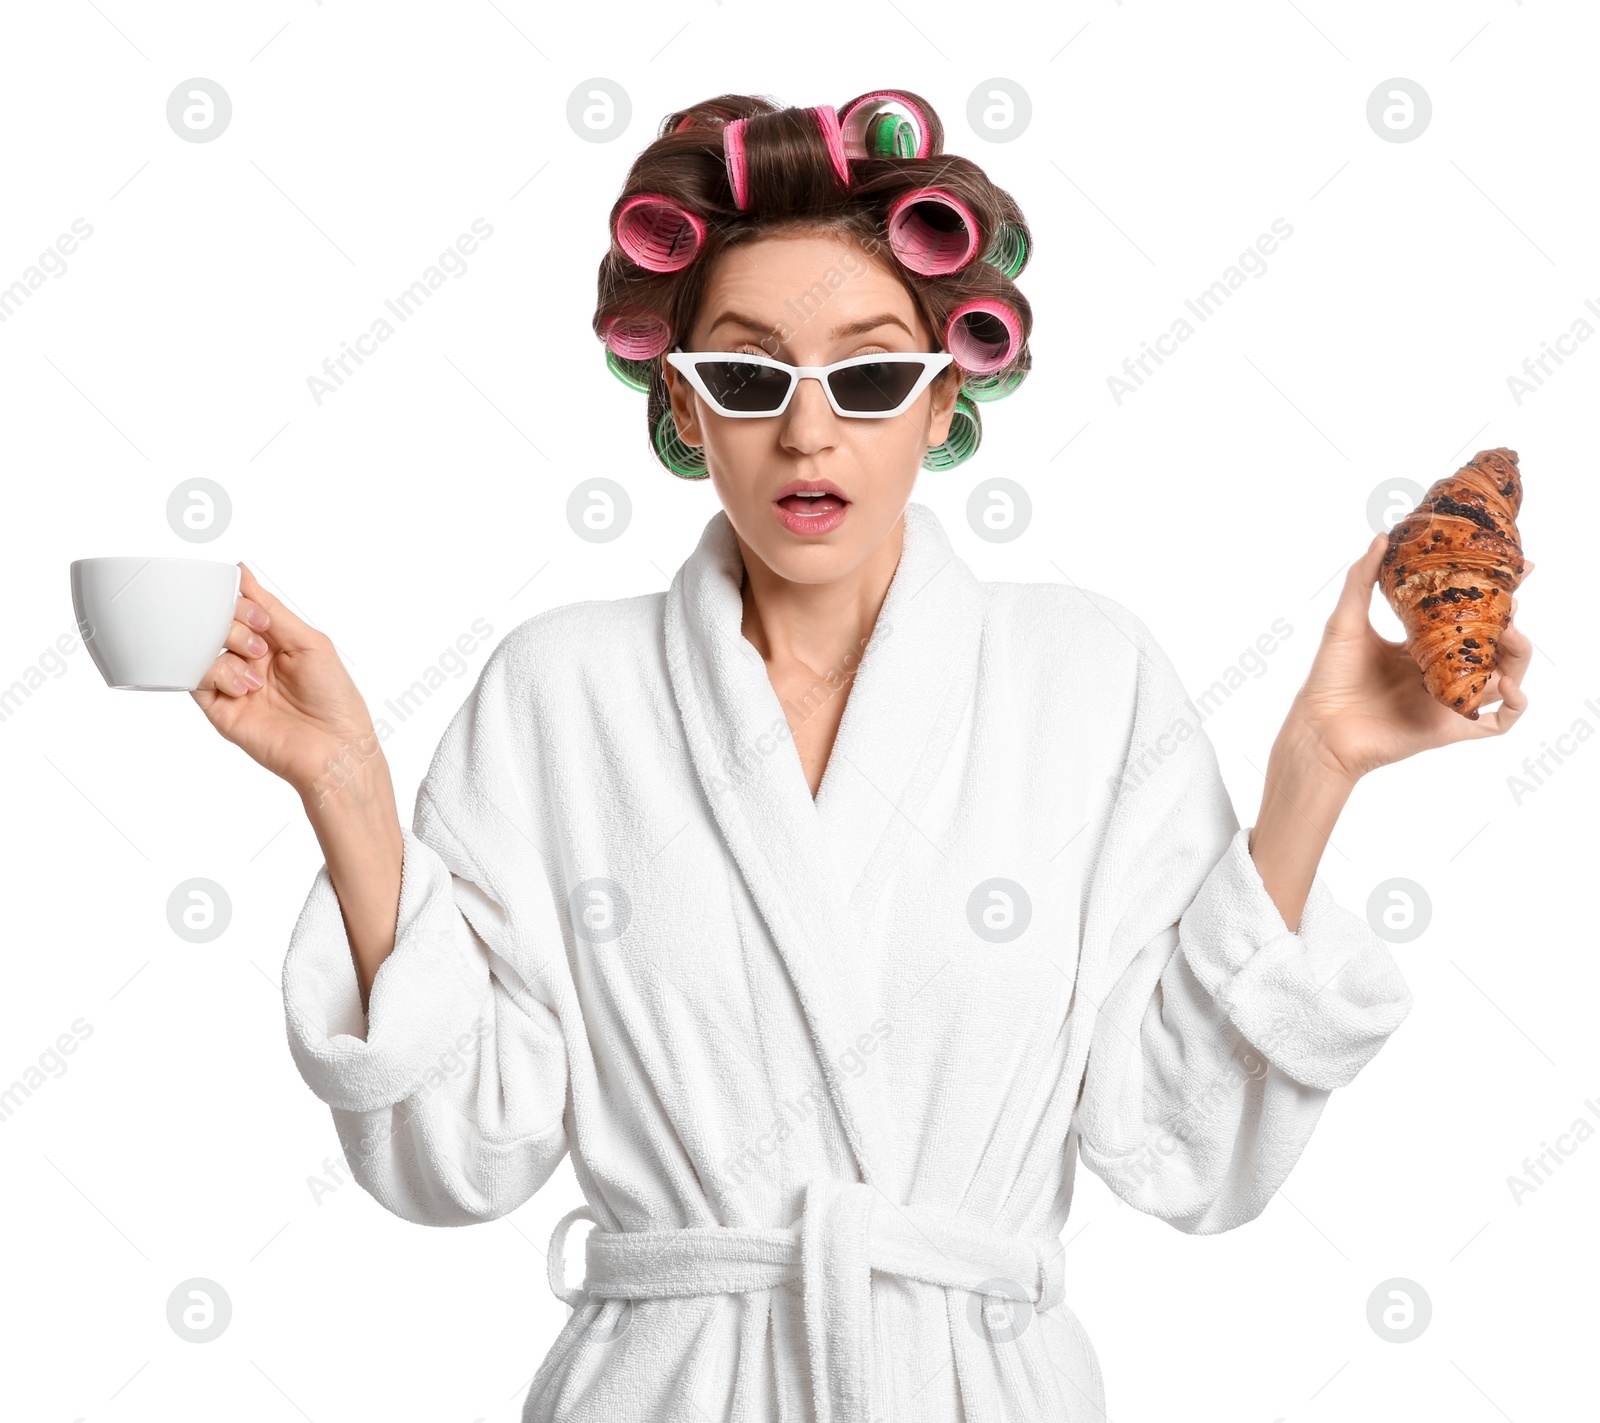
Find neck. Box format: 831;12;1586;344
734;512;905;675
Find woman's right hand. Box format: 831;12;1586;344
191;562;381;804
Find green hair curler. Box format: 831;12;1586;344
865;110;918;157
606;347;657;393
922;394;981;471
981;222;1028;280
962;367;1028;403
652;407;709;479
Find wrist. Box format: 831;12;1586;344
297;734;394;817
1272;712;1360;795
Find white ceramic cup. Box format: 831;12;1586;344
70;557;242;691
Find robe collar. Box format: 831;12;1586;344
662;500;985;1189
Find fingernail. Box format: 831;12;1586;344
245;633;267;656
244;605;270;630
241;667;264;689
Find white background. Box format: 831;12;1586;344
1;1;1594;1419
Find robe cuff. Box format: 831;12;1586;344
282;824;490;1114
1177;823;1413;1092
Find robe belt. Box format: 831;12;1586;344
546;1177;1067;1423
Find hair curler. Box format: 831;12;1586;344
602;311;673;361
962;367;1028;403
653;407;709;478
615;194;706;272
839;91;934;159
923;394;981;471
723;118;750;210
886;188;981;275
945;299;1021;375
605;348;657;393
811;105;852;188
981;221;1029;279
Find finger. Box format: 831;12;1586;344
199;650;265;697
1328;532;1389;635
223;618;270;662
1497;617;1532;669
237;563;324;650
1471;668;1528;735
234;592;271;633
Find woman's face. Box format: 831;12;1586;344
663;229;959;586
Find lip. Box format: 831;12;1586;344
771;479;850;537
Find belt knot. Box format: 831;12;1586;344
545;1179;1065;1423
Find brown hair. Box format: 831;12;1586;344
591;89;1034;478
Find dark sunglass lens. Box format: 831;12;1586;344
828;359;927;412
693;360;790;412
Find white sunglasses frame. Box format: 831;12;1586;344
664;347;956;419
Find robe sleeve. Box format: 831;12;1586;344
1072;605;1414;1234
280;636;571;1227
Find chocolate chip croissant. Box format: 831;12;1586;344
1381;447;1527;720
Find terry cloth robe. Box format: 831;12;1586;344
282;500;1414;1423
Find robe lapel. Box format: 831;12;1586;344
812;503;984;933
662;502;985;1192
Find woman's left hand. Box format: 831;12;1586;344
1285;532;1534;785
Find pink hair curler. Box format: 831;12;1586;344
615;194;705;273
886;188;981;275
723;117;750;210
811;105;851;187
945;299;1021;375
603;311;673;361
839;91;933;159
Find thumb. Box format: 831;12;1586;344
1328;532;1388;634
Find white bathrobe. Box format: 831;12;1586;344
282;500;1413;1423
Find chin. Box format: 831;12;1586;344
759;508;900;584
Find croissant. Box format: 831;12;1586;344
1381;446;1527;720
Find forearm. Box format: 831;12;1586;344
300;749;404;1019
1247;719;1356;934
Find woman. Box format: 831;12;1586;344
195;92;1531;1422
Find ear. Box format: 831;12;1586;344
924;365;961;446
661;360;705;446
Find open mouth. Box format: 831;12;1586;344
776;490;847;517
771;483;851;537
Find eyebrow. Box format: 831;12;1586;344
706;311;915;342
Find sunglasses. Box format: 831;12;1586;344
664;347;955;419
